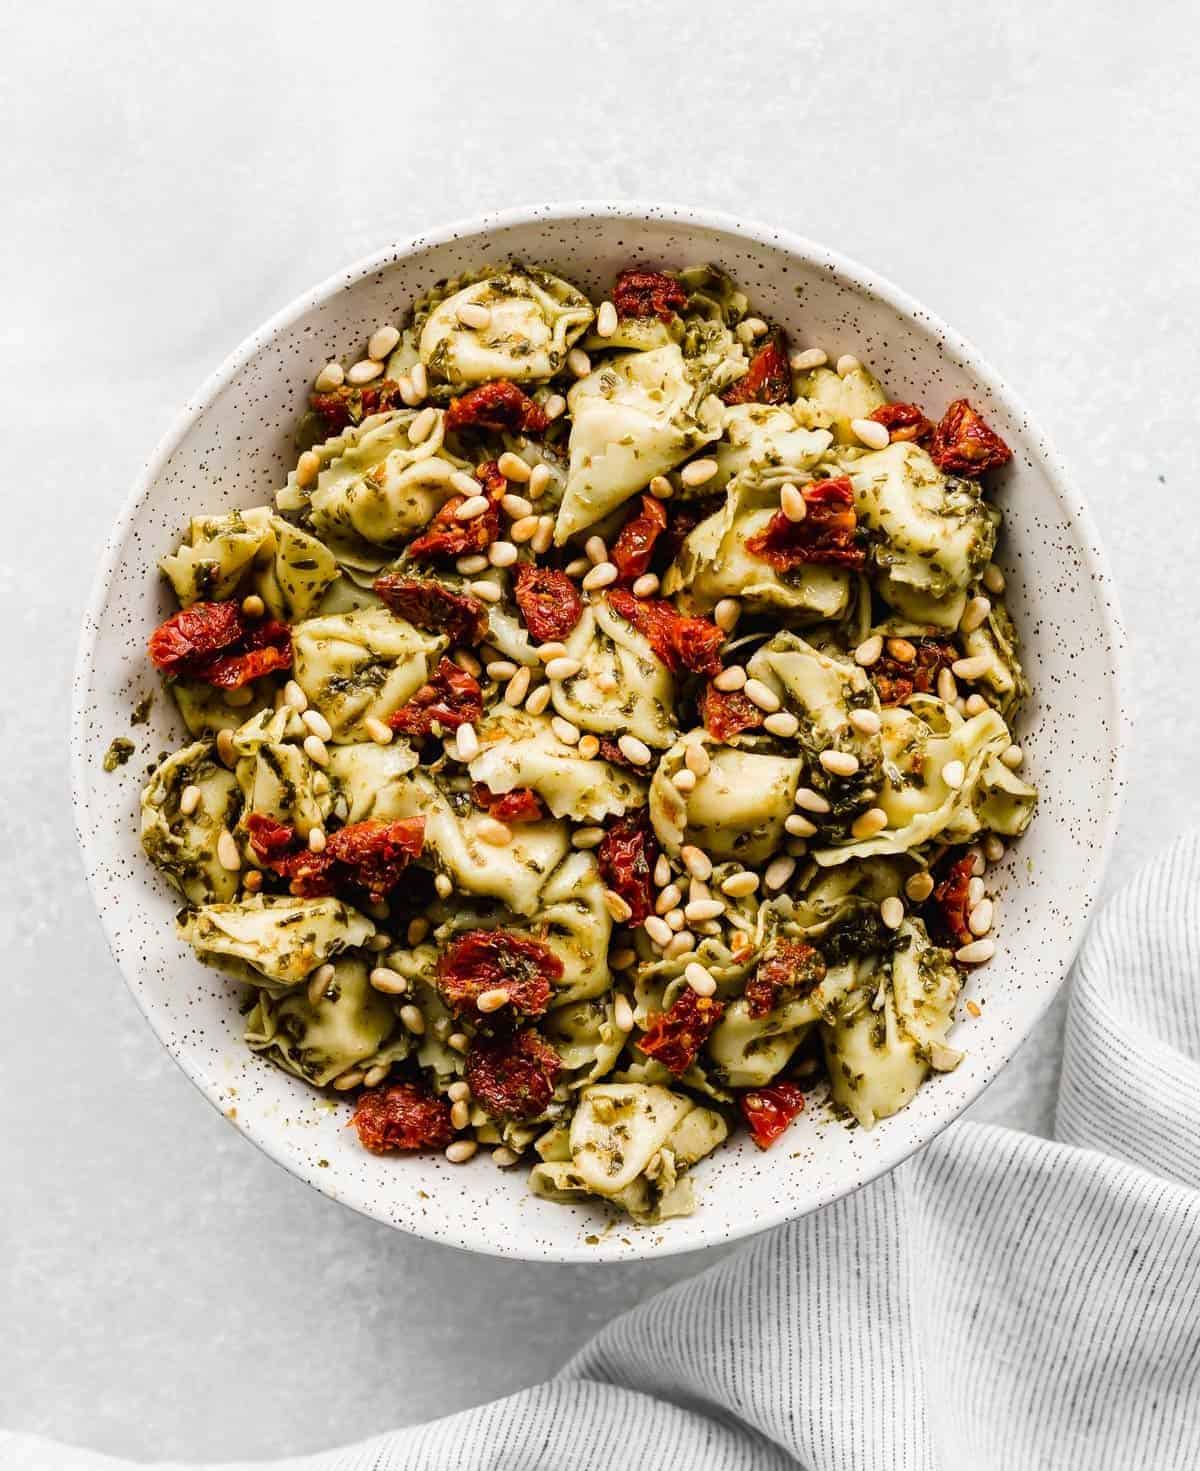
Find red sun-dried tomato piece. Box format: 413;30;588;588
607;589;724;676
470;784;547;824
743;941;827;1019
929;399;1012;477
148;601;293;689
609;494;669;585
246;813;334;895
310;379;404;436
933;854;976;949
739;1082;806;1149
245;813;296;860
407;463;504;564
388;657;483;737
438;930;562;1021
869;402;933;444
444;380;550;435
324;818;425;904
870;638;958;707
513;564;584;643
374;574;489;645
656;495;721;566
745;476;866;571
353;1082;454;1152
698;682;765;743
638;988;725;1076
466;1029;563;1121
721;329;791;406
597;810;658;924
612;268;688;322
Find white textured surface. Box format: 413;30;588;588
2;0;1197;1460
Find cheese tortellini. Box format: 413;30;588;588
138;257;1035;1229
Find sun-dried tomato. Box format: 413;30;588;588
611;268;688;322
444;380;549;435
721;329;790;406
513;564;584;643
310;379;404;436
407;464;504;564
597;810;658;924
466;1029;563;1121
606;589;724;675
373;574;489;645
871;638;958;707
746;477;865;571
929;399;1012;477
638;988;725;1076
698;682;764;743
609;494;668;584
933;854;975;948
147;600;292;689
353;1082;454;1152
438;930;562;1021
388;657;483;736
471;784;546;824
657;495;720;566
739;1082;806;1149
743;941;827;1019
869;402;933;444
246;813;424;901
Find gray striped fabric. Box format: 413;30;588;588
7;833;1200;1471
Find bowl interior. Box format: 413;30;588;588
72;206;1125;1260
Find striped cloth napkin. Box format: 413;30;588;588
7;834;1199;1470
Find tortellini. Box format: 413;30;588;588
419;267;593;386
291;607;446;741
141;742;243;904
468;710;646;822
529;1083;727;1224
712;404;833;493
792;364;886;442
230;706;330;838
556;344;723;542
552;601;678;749
178;895;376;990
651;730;802;863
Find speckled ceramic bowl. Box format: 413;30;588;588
71;204;1126;1261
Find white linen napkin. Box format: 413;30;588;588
7;833;1199;1471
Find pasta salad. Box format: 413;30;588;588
139;262;1036;1224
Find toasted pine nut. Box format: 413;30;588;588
880;896;905;929
498;451;531;483
854;636;883;667
370;966;408;995
685;962;717;997
780;483;808;522
477;817;512;846
179;784;201;817
956;938;996;965
477;986;511;1013
617;734;652;766
852;417;890;450
680;458;718;488
313;361;344;391
786;813;818;838
905;871;935;902
981;563;1006;595
217;830;241;871
794;787;831;814
685;743;711;777
347;358;383;385
457;301;492;329
446;1139;477;1163
764;855;795;891
790;347;828;371
835;354;861;377
849;708;881;736
820;750;859;776
368;324;400;360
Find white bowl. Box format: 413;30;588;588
71;204;1127;1261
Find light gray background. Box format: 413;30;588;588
3;0;1197;1461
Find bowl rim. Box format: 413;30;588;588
71;200;1129;1261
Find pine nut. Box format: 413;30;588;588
492;1146;519;1168
572;826;605;850
738;316;768;341
967;846;986;876
794;787;831;814
240;594;266;620
965;693;988;717
605;890;634;923
880;896;905;929
942;759;966;790
457;301;492;329
301;708;332;742
446;1032;469;1054
455;495;490;522
536;657;575;684
577;734;600;759
565;558;590;578
542;395;566;422
217;830;241;871
981;563;1006;595
308;826;327;854
551;716;580;746
820;750;859;776
653;854;672;887
369;967;408;995
179;784;201;816
961;595;991;633
456;555;489;576
643;915;672;947
505;667;532;707
680;458;718;488
680;845;712;881
613;993;634;1032
656;883;683;915
967;876;986;908
453;649;482;678
582;534;607;565
854;636;883;667
887;638;916;664
476;986;511;1013
347;358;383;385
295;449;321;489
362;1064;389;1088
905;871;935;902
952;654;990;681
302;734;329;768
617;734;652;765
332;1069;364;1092
400;1004;425;1034
790;347;827;371
785;813;818;838
846;807;884;840
852;417;890;450
649;474;673;499
531;516;555;554
492;450;528;483
671;768;695;795
717;872;756;903
368;324;400;361
484;541;515;570
449;1100;471;1130
405;406;436;445
446;1140;477;1163
582;561;618;591
567;347;592;377
955;938;995;965
434;873;454;899
937;667;958;703
780;483;808;522
525;684;551;715
215;728;237;767
743;679;780;713
411;364;430;399
477;817;512;847
685;743;711;777
306;962;336;1008
501;493;533;519
764;855;796;891
362;716;392;746
313;361;344;392
596;300;618;337
1001;744;1024;769
713;666;746;693
685;961;717;997
454;723;480;761
509;515;539;544
983;834;1006;863
685;898;725;923
968;898;994;937
632;573;660;597
849;708;881;736
835;354;861;377
396;374;419;406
